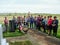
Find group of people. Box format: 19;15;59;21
4;15;58;37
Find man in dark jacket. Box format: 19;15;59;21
12;16;17;30
52;16;58;37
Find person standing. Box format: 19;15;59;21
30;15;34;29
34;16;37;29
26;16;30;28
47;16;53;35
42;16;47;33
46;16;50;34
23;16;28;27
52;16;58;37
4;17;8;32
40;15;44;28
41;15;44;21
36;15;42;31
12;16;17;30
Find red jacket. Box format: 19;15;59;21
4;19;8;24
47;18;53;26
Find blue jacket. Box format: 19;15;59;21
30;17;34;23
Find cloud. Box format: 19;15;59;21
0;0;60;5
0;0;60;13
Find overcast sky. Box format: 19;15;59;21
0;0;60;14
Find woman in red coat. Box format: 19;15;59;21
47;16;53;35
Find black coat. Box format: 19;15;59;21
52;19;58;28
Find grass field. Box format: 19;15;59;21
9;40;32;45
3;30;24;37
0;13;60;38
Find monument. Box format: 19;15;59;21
0;24;9;45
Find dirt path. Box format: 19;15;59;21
6;29;60;45
27;29;60;45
